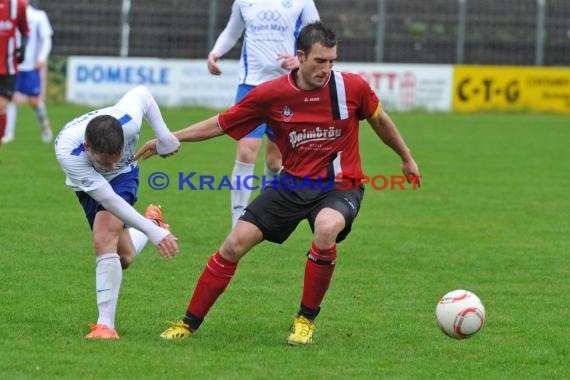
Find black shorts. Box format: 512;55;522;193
0;75;17;100
240;173;365;244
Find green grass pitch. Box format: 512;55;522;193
0;104;568;379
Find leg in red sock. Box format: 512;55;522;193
299;242;337;319
183;251;238;331
0;113;6;146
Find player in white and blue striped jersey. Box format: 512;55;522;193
207;0;320;227
55;85;180;339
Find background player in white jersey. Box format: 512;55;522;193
2;0;52;144
207;0;320;227
55;85;180;340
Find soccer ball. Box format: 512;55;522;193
435;289;485;339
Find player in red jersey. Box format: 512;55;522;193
0;0;28;146
136;22;421;345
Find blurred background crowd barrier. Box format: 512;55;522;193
40;0;569;66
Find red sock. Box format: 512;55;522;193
187;251;237;318
0;113;6;144
301;242;337;310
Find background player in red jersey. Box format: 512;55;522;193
3;0;54;144
0;0;28;146
136;22;421;345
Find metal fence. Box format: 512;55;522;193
39;0;570;66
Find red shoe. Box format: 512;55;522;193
85;323;120;340
145;204;170;231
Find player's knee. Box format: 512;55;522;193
265;148;281;170
120;254;135;269
28;97;40;108
237;149;257;163
237;140;261;162
314;215;345;242
93;240;117;256
220;234;247;263
265;157;282;172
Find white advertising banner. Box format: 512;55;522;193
66;57;453;112
66;56;239;109
336;63;454;112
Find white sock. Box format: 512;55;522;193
231;160;255;227
95;253;122;329
35;101;50;129
5;102;16;138
128;227;148;257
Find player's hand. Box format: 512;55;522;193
277;53;300;70
207;53;222;75
135;139;158;160
156;234;179;259
35;60;46;70
402;158;422;188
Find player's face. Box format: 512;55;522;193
85;148;121;172
297;43;337;90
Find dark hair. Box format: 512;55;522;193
296;21;337;56
85;115;124;156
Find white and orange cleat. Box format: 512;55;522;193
145;204;170;231
85;323;120;340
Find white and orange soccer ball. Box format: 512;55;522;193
435;289;485;339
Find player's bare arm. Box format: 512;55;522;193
135;115;224;161
175;115;224;141
367;105;422;187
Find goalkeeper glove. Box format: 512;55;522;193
16;47;25;64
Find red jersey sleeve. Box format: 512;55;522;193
354;74;380;120
17;0;29;36
218;86;268;140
